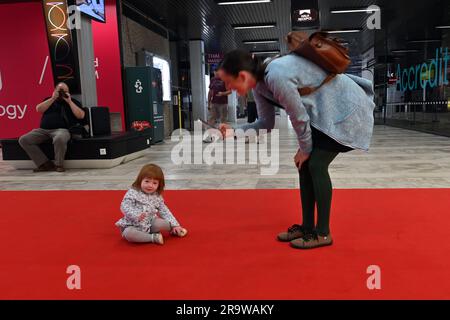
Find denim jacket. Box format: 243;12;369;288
239;53;376;154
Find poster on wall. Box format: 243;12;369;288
0;2;55;139
0;0;124;139
42;0;81;93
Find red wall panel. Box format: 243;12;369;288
0;0;125;139
0;2;55;139
92;0;125;130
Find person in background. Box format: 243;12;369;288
237;94;247;119
203;70;232;143
208;69;231;126
18;82;85;173
246;89;258;123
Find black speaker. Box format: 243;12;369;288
88;106;111;137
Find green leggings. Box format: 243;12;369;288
299;148;339;236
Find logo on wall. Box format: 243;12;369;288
0;104;28;120
135;79;143;93
207;53;224;65
291;0;320;29
293;8;319;24
395;47;449;92
131;120;151;131
297;9;318;22
0;68;28;120
42;0;81;93
39;56;50;85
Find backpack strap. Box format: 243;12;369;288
262;53;336;98
263;96;284;110
298;73;336;96
261;73;337;110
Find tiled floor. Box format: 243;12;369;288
1;116;450;190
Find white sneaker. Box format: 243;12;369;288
203;136;213;143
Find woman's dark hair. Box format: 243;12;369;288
218;49;266;81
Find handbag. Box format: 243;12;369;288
68;123;90;139
61;104;90;139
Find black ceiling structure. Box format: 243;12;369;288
123;0;450;70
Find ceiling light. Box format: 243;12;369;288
435;25;450;29
323;29;361;34
408;39;441;43
391;49;419;53
218;0;271;5
331;8;380;14
243;39;278;44
233;23;276;30
250;50;280;54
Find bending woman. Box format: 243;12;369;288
217;50;375;249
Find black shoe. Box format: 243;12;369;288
277;224;308;242
33;161;55;172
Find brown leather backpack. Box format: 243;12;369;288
285;31;351;95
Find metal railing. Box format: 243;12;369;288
375;100;450;137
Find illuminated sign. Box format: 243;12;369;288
291;0;320;29
388;73;398;85
152;56;171;102
42;0;81;93
420;69;435;81
207;53;224;64
396;47;449;92
294;9;318;22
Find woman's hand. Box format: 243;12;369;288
218;123;233;138
294;149;310;169
171;226;188;237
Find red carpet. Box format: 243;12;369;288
0;189;449;299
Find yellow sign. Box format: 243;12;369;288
421;69;435;81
